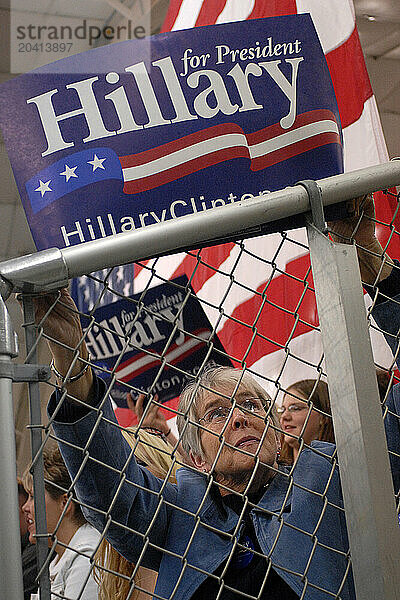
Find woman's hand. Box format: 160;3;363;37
127;392;188;460
328;194;393;284
127;393;171;436
32;288;93;403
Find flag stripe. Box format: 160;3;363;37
122;144;249;194
119;123;244;168
121;110;337;168
296;0;355;53
343;97;388;171
133;254;188;294
249;0;297;19
170;0;205;30
251;129;340;171
215;0;256;23
218;253;316;366
161;0;185;32
326;28;373;129
170;244;236;292
195;230;310;330
196;0;228;26
116;329;211;379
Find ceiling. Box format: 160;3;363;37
0;0;399;263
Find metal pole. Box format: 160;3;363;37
1;162;400;297
49;161;400;278
307;223;400;600
22;296;51;600
0;295;24;600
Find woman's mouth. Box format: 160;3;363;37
235;436;260;449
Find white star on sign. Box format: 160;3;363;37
60;164;78;182
116;265;124;282
88;154;106;171
35;180;52;197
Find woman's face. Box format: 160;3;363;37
279;389;322;448
22;488;63;546
192;383;278;490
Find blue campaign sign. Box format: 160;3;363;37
84;275;232;407
0;15;343;251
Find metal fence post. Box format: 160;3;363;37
0;295;24;600
307;222;400;600
22;296;51;600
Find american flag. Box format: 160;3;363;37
139;0;396;394
73;0;397;415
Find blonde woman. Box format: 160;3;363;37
94;426;182;600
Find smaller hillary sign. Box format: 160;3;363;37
0;15;343;251
84;275;232;408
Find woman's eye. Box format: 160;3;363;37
242;400;257;411
214;408;226;418
209;407;227;421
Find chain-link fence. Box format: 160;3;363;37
1;162;400;600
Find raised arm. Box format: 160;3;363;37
35;289;177;569
330;194;400;489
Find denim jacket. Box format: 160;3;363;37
49;290;400;600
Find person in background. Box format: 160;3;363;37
22;445;100;600
94;426;181;600
278;379;334;464
18;478;38;600
279;368;395;464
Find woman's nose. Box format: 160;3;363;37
280;408;291;422
230;406;248;428
22;497;31;514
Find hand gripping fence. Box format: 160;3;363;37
0;161;400;600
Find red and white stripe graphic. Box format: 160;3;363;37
117;0;396;427
116;329;211;381
120;111;340;194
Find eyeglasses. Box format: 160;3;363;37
198;397;267;427
276;404;307;415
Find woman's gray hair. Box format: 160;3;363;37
176;366;277;458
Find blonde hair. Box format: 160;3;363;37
94;427;180;600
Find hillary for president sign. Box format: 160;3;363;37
0;15;343;251
85;275;232;408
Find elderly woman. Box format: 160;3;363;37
35;197;400;600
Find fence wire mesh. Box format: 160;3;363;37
18;186;400;600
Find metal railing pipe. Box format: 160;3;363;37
0;161;399;297
0;296;24;600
